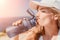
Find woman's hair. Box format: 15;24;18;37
50;7;60;28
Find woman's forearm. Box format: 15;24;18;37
10;27;41;40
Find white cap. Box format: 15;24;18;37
29;0;60;10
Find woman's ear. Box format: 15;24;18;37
54;15;58;20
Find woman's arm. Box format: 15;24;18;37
10;26;42;40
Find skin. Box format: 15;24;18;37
11;7;59;40
36;7;59;40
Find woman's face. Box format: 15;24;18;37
36;7;56;26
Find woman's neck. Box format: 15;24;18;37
45;21;58;35
42;21;59;40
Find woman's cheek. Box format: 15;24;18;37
43;18;52;25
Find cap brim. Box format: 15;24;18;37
29;1;60;14
29;1;53;10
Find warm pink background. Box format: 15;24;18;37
0;0;30;17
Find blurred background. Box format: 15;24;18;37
0;0;31;32
0;0;32;40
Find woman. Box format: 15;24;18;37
11;0;60;40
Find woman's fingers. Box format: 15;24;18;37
12;19;22;26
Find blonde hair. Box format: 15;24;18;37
51;7;60;28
